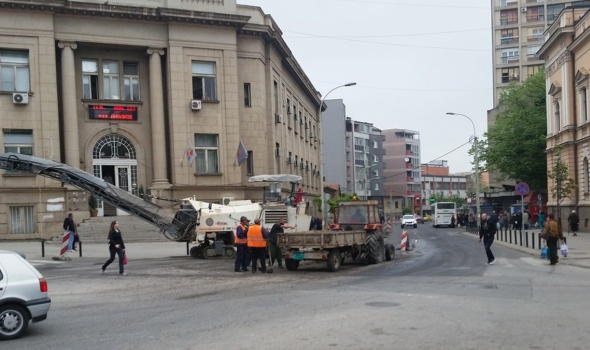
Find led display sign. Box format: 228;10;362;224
88;105;138;121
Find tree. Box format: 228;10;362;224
481;69;547;191
431;193;465;208
547;146;575;220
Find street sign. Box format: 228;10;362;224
516;182;529;196
429;197;436;203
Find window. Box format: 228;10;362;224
584;157;589;196
82;59;99;99
527;65;540;77
4;129;33;155
194;134;218;173
244;83;251;107
500;29;518;45
501;67;519;83
10;206;34;234
374;183;379;191
0;50;29;92
124;63;140;101
526;6;544;22
527;46;540;60
554;101;561;132
547;4;565;22
273;81;279;114
582;88;588;123
501;49;519;64
103;60;120;100
500;9;518;25
246;150;253;176
192;61;217;101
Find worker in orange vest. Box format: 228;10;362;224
234;216;250;272
247;218;269;274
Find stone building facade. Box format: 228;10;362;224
0;0;321;238
538;6;590;228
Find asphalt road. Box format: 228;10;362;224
9;225;590;350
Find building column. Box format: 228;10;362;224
146;48;170;188
58;42;79;168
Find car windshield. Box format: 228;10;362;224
403;215;414;220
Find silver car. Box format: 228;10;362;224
401;215;418;228
0;250;51;340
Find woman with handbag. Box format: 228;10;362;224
542;214;564;265
101;220;127;275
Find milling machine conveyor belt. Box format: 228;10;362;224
0;153;191;241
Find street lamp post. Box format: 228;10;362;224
319;82;356;229
446;112;480;229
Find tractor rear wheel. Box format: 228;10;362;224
364;231;383;264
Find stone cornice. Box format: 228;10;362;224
0;1;250;28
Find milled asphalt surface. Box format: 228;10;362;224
2;229;589;269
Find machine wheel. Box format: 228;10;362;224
189;246;201;259
327;249;342;272
224;246;236;258
364;231;383;264
414;224;417;228
385;243;395;261
285;258;300;271
0;304;29;340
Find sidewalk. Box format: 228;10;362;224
0;240;192;261
460;229;590;269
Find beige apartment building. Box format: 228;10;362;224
0;0;322;238
538;6;590;227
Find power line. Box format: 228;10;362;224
286;27;490;39
335;0;489;10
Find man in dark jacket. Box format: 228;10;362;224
268;217;293;269
568;210;579;236
479;213;497;265
63;213;77;252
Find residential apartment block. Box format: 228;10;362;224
0;0;322;238
382;129;421;218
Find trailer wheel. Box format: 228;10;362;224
224;246;236;258
285;258;299;271
327;249;341;272
364;231;383;264
189;246;201;259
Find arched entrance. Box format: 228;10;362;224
92;134;138;216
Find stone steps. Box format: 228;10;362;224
76;215;172;243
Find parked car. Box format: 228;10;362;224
401;215;418;228
415;215;424;224
0;250;51;340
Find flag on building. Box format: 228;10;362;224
185;139;196;166
236;140;248;166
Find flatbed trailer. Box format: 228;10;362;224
278;229;393;272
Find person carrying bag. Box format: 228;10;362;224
541;214;564;265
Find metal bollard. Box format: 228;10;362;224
41;239;45;258
509;229;512;244
187;241;190;256
79;241;82;257
525;231;529;248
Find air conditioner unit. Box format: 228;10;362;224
191;99;202;111
287;156;292;164
294;160;299;167
287;105;292;115
12;92;29;105
222;197;235;205
521;7;527;12
274;113;282;123
275;148;281;157
512;74;519;78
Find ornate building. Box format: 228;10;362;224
0;0;321;238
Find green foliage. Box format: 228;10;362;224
402;207;413;215
88;195;98;209
482;69;548;191
548;146;575;207
315;193;357;213
431;194;465;208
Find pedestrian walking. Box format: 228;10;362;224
479;213;497;265
542;213;564;265
63;213;77;252
101;220;127;275
234;216;250;272
537;211;546;231
568;210;579;236
247;218;269;274
268;217;293;269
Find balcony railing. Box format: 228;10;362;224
500;18;518;25
527;34;544;42
501;56;520;64
500;37;519;45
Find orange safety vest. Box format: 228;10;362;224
247;224;266;248
234;224;248;245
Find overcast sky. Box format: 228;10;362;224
238;0;493;173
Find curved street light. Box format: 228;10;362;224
319;82;357;229
446;112;481;229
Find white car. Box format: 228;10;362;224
401;215;418;228
0;250;51;340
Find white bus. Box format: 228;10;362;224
431;202;457;228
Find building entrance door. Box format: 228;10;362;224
92;134;138;217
